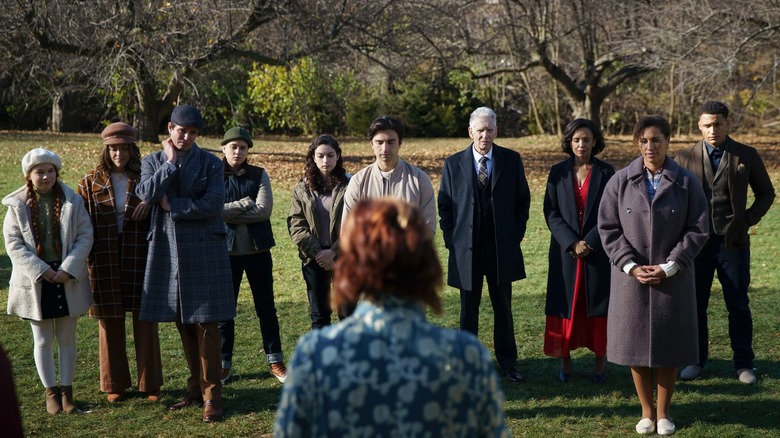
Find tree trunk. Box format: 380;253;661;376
50;91;64;132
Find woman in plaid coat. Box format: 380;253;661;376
78;123;162;403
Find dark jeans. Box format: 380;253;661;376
218;251;283;368
302;261;354;329
694;236;754;370
459;245;518;371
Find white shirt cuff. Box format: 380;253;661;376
660;261;679;277
622;262;637;275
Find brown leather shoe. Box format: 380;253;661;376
168;395;203;411
144;390;160;402
106;392;124;403
202;399;223;422
44;387;62;414
60;385;78;413
270;362;287;383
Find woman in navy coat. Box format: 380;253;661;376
543;119;614;383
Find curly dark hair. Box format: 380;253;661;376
367;115;405;144
333;198;443;313
303;134;347;193
698;101;729;119
632;115;671;143
561;118;606;157
95;143;142;177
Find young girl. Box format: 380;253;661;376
288;134;351;329
3;148;94;414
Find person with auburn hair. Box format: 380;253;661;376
3;148;94;415
275;198;509;437
78;123;163;403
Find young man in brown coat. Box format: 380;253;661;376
675;101;776;384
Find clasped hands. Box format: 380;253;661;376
630;265;667;285
569;240;593;258
43;268;70;284
315;249;336;270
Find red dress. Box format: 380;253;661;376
543;168;607;358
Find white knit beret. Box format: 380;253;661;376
21;148;63;175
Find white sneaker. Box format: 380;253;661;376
635;418;655;434
657;418;676;435
680;365;701;380
737;368;757;384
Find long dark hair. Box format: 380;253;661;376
95;143;142;177
304;134;347;193
560;118;605;157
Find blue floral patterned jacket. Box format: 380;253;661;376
274;298;510;437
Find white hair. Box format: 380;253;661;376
469;107;497;127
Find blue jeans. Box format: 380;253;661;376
218;251;283;369
693;236;753;370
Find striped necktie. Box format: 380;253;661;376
478;156;489;188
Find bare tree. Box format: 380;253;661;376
4;0;374;141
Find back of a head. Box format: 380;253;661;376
334;198;442;312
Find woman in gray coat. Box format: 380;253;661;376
598;115;709;436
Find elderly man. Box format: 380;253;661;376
438;107;531;383
342;115;436;234
675;101;775;384
136;105;234;421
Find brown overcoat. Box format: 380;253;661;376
598;157;709;368
674;137;775;249
78;170;149;318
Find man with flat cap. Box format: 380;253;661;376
136;104;234;422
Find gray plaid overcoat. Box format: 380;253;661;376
136;144;235;323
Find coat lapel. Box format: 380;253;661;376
176;146;201;196
457;146;476;197
583;158;603;225
491;144;503;188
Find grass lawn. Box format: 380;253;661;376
0;130;778;437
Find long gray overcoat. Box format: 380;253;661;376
598;156;709;368
136;144;234;323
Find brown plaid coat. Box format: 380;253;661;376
78;170;149;318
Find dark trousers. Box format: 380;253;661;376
693;236;754;370
218;251;282;368
176;321;222;401
459;244;518;371
302;261;354;329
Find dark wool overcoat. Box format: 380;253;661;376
135;145;234;323
598;157;709;368
78;170;149;318
544;157;615;318
438;144;531;289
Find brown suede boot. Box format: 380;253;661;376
45;387;62;414
60;385;77;413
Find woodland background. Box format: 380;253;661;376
3;0;780;141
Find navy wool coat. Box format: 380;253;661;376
136;145;235;323
544;157;614;318
438;144;531;289
598;157;709;368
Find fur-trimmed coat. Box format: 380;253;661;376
3;182;94;321
135;144;234;323
78;170;149;318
